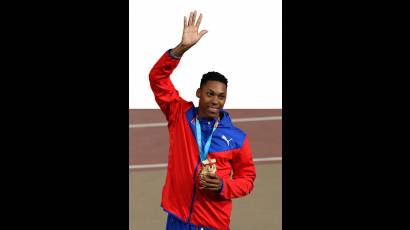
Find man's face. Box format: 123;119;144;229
196;80;227;119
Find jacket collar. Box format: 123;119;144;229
194;107;232;127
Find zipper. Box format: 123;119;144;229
187;158;201;224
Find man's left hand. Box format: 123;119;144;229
199;173;222;191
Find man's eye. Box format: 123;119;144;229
219;96;225;99
207;92;212;96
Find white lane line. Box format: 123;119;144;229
129;156;282;170
129;122;168;128
253;157;282;162
232;116;282;122
129;116;282;128
129;163;168;170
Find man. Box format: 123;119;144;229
149;10;256;230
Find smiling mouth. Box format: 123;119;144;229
208;107;219;113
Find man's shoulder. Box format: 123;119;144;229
227;124;247;139
220;111;246;133
218;122;247;149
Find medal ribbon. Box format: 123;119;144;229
195;115;219;162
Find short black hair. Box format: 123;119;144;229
200;71;228;87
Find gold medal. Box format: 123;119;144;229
199;158;216;180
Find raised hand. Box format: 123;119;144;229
181;10;208;47
171;10;208;58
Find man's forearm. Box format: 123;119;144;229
170;43;192;58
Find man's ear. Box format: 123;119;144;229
196;88;201;98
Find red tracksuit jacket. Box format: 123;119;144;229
149;50;256;230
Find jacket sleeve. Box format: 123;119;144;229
149;49;185;122
219;136;256;199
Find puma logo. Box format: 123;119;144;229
221;135;233;146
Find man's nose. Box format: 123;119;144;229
211;97;218;104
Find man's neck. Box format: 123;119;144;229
197;109;222;121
